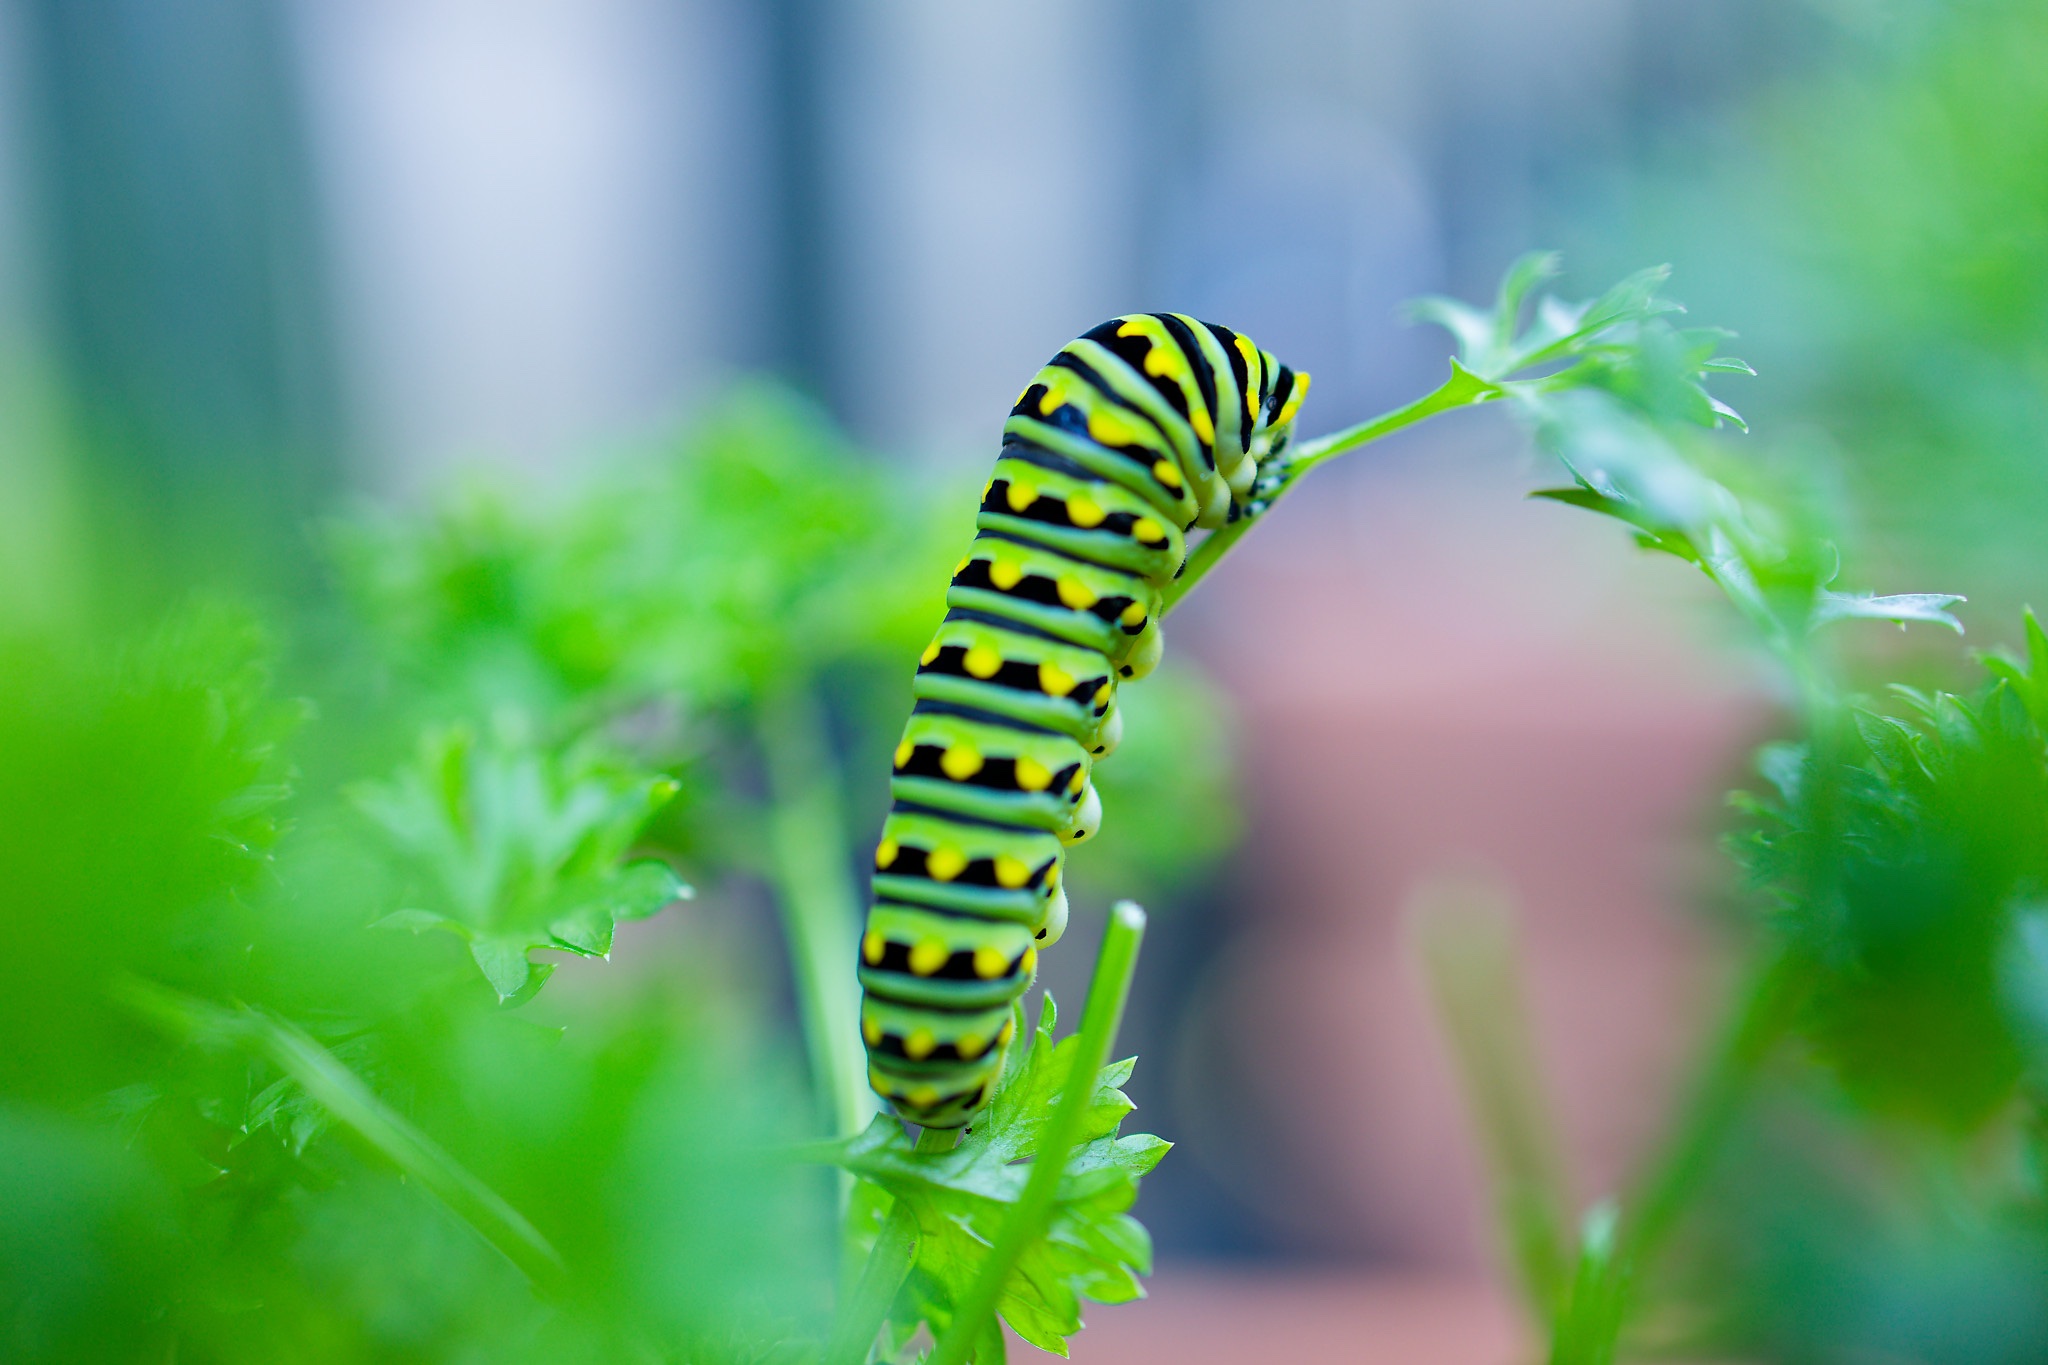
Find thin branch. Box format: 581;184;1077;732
116;977;565;1290
757;681;875;1145
1414;878;1574;1318
1163;366;1503;616
824;1126;959;1365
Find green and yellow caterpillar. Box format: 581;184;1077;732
859;315;1308;1128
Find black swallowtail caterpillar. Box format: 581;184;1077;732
859;315;1308;1128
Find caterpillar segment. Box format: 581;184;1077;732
860;313;1307;1127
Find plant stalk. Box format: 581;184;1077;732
1414;879;1574;1317
757;681;874;1144
925;900;1148;1365
117;978;565;1290
1613;947;1804;1272
824;1125;959;1365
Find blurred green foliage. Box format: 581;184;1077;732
1600;0;2048;616
1403;248;2048;1365
0;379;1226;1362
1536;3;2048;1358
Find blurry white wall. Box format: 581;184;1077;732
817;1;1140;459
291;0;761;495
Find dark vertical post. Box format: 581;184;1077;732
17;0;341;580
760;0;835;407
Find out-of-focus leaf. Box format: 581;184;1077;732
1812;592;1967;633
1523;387;1966;655
1981;609;2048;731
1733;642;2048;1127
351;726;687;1001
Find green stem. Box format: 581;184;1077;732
824;1126;959;1365
1163;366;1503;616
826;1205;917;1365
757;682;874;1144
116;978;565;1289
1415;883;1574;1318
1535;948;1802;1365
1612;945;1804;1273
926;901;1148;1365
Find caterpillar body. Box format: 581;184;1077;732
859;314;1308;1128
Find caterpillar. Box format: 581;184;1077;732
858;314;1308;1128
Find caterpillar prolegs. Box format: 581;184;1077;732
858;315;1308;1128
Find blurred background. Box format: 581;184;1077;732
3;2;2045;1362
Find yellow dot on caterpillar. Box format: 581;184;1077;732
1142;346;1178;378
1021;946;1038;975
1013;758;1052;792
1037;385;1065;418
909;938;950;975
904;1028;937;1060
862;930;887;964
1065;494;1106;528
1007;480;1038;512
973;944;1008;979
920;640;941;665
1153;459;1183;489
863;1017;883;1045
963;645;1002;678
1191;407;1215;444
994;854;1031;887
1038;661;1076;696
989;558;1024;590
939;745;984;780
1117;319;1145;338
1133;517;1166;545
997;1016;1016;1045
1120;601;1147;627
927;846;967;882
874;839;899;870
868;1065;891;1094
1056;575;1097;610
1087;409;1138;446
1067;769;1086;794
907;1084;940;1110
1092;684;1111;707
955;1031;987;1060
953;556;970;576
893;740;913;769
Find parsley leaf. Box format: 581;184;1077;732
352;725;687;1001
830;995;1168;1360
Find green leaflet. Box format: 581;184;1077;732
828;995;1168;1360
1731;635;2048;1128
352;725;688;1001
1525;391;1963;652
